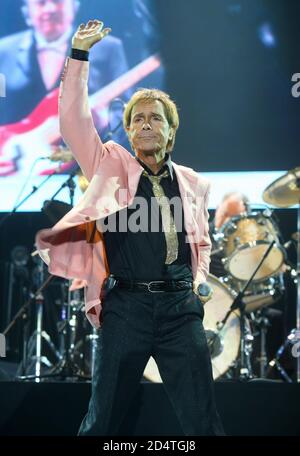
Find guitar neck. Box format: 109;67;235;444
89;54;161;111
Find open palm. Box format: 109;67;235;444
72;19;111;51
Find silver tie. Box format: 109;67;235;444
143;169;179;264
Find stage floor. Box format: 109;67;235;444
0;379;299;436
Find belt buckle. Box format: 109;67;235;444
147;281;165;293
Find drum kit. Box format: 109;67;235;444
3;161;299;383
143;210;286;382
144;167;300;383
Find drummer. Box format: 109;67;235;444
209;192;250;278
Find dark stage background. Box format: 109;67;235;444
154;0;299;171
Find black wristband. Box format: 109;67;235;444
71;48;89;61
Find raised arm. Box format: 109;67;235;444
59;20;112;181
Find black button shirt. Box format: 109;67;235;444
102;157;192;280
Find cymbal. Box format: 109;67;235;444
77;172;89;193
263;167;300;207
50;146;90;193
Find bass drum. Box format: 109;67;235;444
143;274;241;382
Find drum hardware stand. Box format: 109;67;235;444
35;281;90;381
266;329;300;383
12;172;84;382
237;305;254;380
90;327;98;377
79;326;98;378
44;168;77;207
267;194;300;382
18;258;59;381
252;309;272;378
212;240;276;380
262;168;300;382
57;284;79;356
16;280;89;382
28;176;88;380
32;257;45;382
0;164;74;377
295;190;300;382
19;174;90;381
3;270;55;380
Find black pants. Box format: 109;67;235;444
78;287;224;436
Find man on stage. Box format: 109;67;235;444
36;19;224;436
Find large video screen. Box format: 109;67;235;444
0;0;298;212
157;0;298;171
0;0;163;211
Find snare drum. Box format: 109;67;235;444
219;212;284;282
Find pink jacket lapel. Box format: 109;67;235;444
127;158;144;203
172;162;198;234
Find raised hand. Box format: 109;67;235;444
72;19;111;52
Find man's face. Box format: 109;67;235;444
26;0;76;41
127;100;174;158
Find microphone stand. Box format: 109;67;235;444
3;114;124;380
43;167;78;207
45;166;87;379
209;240;276;379
1;168;77;379
25;167;88;381
0;170;58;228
3;273;56;381
1;166;80;381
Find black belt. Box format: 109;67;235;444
109;277;193;293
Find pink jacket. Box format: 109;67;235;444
35;57;212;328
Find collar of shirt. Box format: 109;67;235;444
136;153;174;180
35;27;72;53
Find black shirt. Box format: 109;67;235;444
102;157;192;280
